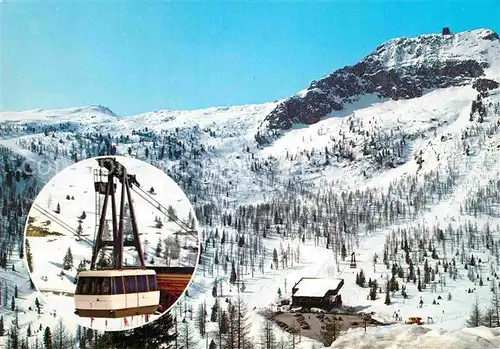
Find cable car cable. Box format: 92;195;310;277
131;186;198;241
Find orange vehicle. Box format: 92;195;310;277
405;316;423;325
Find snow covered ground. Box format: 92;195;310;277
332;325;500;349
25;156;200;331
3;81;498;345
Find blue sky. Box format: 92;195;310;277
2;1;499;115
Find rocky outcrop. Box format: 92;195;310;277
472;78;499;92
257;29;499;144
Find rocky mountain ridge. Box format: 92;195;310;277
256;28;500;144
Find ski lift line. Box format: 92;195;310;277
133;186;194;233
135;191;197;240
135;186;196;237
131;186;198;240
31;204;94;247
32;204;117;267
32;203;77;235
32;204;116;263
132;186;186;223
131;187;198;240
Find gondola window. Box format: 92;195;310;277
137;275;148;292
114;277;124;294
125;276;137;293
101;278;111;295
148;275;157;291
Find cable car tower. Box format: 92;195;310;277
350;252;357;269
74;157;160;319
91;157;145;269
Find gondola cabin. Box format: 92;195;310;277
74;269;160;318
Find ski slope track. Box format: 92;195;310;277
0;28;500;348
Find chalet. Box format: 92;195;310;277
291;277;344;309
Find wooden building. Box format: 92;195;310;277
291;277;344;309
148;266;194;312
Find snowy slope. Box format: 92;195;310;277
1;105;118;124
367;28;500;73
0;255;80;349
331;325;500;349
8;81;495;345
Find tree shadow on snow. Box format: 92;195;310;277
349;305;372;312
49;261;64;269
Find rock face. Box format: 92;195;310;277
257;28;499;143
472;78;500;92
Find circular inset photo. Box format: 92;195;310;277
24;156;200;331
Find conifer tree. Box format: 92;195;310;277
210;300;219;322
466;296;482;327
102;309;177;348
225;297;253;349
77;260;86;272
43;326;53;349
384;281;391;305
180;317;197;349
260;318;277;349
272;248;279;269
76;221;83;239
218;308;229;348
25;239;33;273
53;317;72;349
155;239;162;257
155;217;163;229
230;261;237;285
8;319;19;349
167;205;177;221
63;248;73;270
341;243;347;261
3;284;8;306
320;316;341;346
489;283;500;327
196;302;207;338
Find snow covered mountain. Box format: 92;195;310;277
2;105;118;124
257;28;500;138
0;27;499;348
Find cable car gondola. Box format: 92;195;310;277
74;268;160;318
74;157;160;319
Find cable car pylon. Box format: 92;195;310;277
90;157;145;270
350;252;357;269
74;157;160;319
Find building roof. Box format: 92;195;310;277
292;278;344;298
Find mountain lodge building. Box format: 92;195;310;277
291;277;344;309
